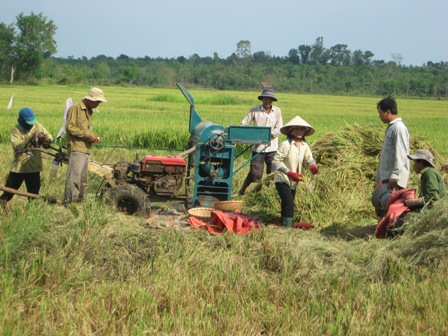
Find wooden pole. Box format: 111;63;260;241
0;186;62;204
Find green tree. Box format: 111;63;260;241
298;44;312;64
0;23;15;81
235;40;252;71
328;44;350;65
310;37;325;65
287;48;300;65
9;12;57;83
352;50;374;66
236;40;252;59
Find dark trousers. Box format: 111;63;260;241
275;182;296;218
0;171;41;202
246;151;276;182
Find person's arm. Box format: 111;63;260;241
10;126;37;152
273;142;302;181
240;109;254;126
389;125;409;188
272;142;289;173
270;107;283;138
35;124;54;144
65;106;95;139
304;145;318;174
405;170;442;209
421;169;444;203
40;124;53;142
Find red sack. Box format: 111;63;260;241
189;210;260;234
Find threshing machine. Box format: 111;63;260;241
177;83;271;208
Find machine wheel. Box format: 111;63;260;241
104;184;150;216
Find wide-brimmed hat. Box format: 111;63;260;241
280;116;315;136
258;88;277;101
18;107;37;125
84;87;107;102
408;149;435;167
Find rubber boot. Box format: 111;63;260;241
238;177;252;196
281;217;293;228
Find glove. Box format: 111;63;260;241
310;164;319;175
287;171;302;182
404;197;425;209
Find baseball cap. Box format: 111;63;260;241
18;107;37;125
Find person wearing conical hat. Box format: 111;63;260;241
0;107;53;210
238;86;283;195
272;116;318;227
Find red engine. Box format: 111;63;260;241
112;155;187;197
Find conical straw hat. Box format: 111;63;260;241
280;116;315;136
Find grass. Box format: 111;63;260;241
1;197;447;334
0;85;447;334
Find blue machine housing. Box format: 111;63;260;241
177;83;271;208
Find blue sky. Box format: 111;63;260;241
1;0;447;66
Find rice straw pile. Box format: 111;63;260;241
244;123;446;229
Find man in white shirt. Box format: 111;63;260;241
373;97;410;216
238;87;283;195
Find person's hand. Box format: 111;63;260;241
404;197;425;209
88;135;102;143
37;133;48;142
287;171;302;182
388;178;398;190
310;164;319;175
32;133;50;148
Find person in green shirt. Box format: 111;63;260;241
385;149;446;238
404;149;446;209
0;107;53;209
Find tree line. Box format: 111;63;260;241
1;13;447;97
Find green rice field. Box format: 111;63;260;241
0;85;446;155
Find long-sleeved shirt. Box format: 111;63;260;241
10;123;53;173
241;105;283;153
419;167;447;205
65;101;95;154
273;139;316;189
376;118;410;188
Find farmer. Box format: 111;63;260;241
64;88;106;204
404;149;446;209
272;116;318;227
379;149;446;238
373;97;410;216
0;107;53;209
238;86;283;195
